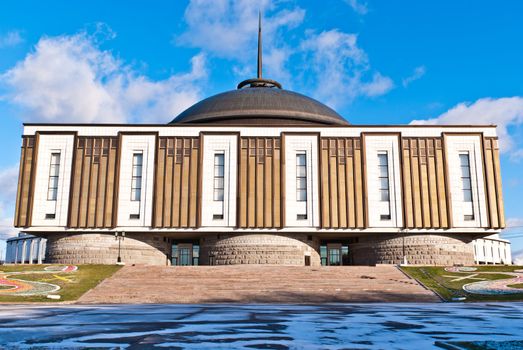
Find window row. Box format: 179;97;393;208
42;148;481;224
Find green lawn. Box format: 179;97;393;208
400;265;523;302
0;264;121;302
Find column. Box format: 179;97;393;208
29;239;35;264
5;242;12;263
38;239;45;264
21;240;27;264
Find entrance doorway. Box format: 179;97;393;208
328;244;342;266
171;241;200;266
178;244;192;266
320;239;358;266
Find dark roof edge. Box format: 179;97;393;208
172;113;349;126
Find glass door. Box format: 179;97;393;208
172;243;194;266
320;241;353;266
178;244;192;266
327;244;341;266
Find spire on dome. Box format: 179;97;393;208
237;12;282;89
257;11;262;79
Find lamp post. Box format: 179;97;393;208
115;231;125;264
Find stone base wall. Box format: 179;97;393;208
350;234;475;265
45;233;169;265
200;234;321;266
42;232;476;266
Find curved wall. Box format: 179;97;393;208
43;232;476;266
350;234;475;265
45;233;169;265
200;234;321;266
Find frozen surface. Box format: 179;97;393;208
0;303;522;349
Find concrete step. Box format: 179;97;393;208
78;265;438;304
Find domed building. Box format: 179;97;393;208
12;25;510;266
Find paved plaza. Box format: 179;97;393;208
78;265;438;304
1;303;522;349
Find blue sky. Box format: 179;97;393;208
0;1;522;260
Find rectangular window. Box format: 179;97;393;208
459;153;473;203
296;153;307;202
377;152;391;221
213;153;224;201
47;152;61;201
378;153;390;202
131;153;143;201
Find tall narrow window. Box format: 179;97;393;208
378;152;391;220
459;153;475;221
378;153;390;201
296;153;307;202
47;152;61;201
213;153;224;201
131;153;143;201
460;153;472;202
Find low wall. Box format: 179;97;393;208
350;234;475;265
42;232;476;266
200;234;321;266
45;233;169;265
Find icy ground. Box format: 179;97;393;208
0;303;522;349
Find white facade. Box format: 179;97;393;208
117;134;156;227
19;125;505;236
364;135;403;228
473;234;512;264
13;124;513;266
31;134;75;227
284;135;320;227
201;134;238;227
445;135;488;228
23;125;499;138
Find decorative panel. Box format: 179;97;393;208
319;138;365;228
483;137;505;228
14;136;37;227
153;137;200;228
68;137;118;228
402;138;449;228
238;137;281;228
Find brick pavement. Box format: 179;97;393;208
78;265;439;304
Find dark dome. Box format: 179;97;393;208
170;87;349;126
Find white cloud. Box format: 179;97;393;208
0;165;18;200
300;29;393;108
345;0;368;15
360;72;395;97
507;217;523;228
178;1;392;108
509;149;523;161
411;97;523;158
178;0;304;82
0;30;23;48
1;30;207;124
0;165;19;241
402;65;426;87
0;214;17;241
